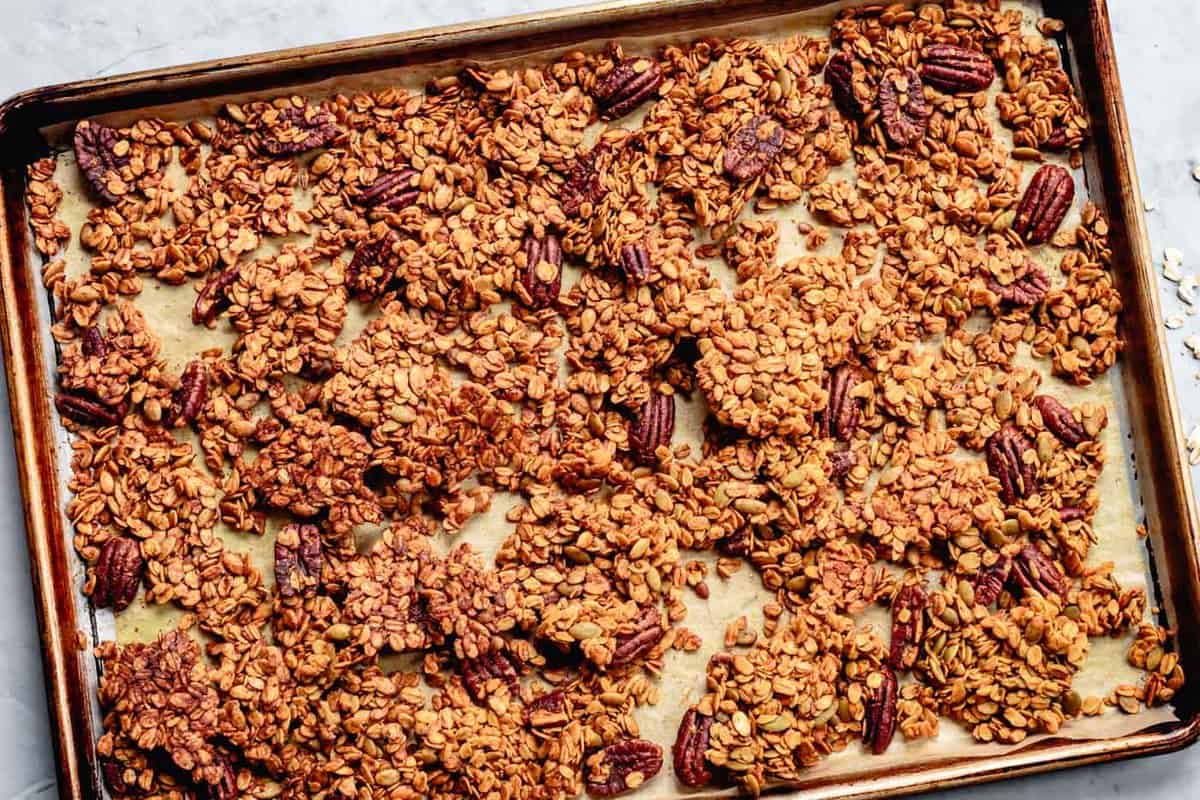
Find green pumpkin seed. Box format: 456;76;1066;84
570;621;602;640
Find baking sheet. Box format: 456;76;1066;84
28;0;1180;797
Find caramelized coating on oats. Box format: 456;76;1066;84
698;607;887;793
244;405;380;532
25;158;71;257
34;2;1176;797
97;630;224;786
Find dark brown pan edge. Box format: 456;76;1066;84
0;0;1198;798
0;135;94;795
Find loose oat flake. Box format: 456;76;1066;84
25;2;1184;799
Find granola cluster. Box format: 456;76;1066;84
25;2;1183;799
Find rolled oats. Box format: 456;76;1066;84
28;2;1179;797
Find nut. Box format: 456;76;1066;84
525;689;569;729
357;168;420;210
1059;506;1086;523
628;391;675;464
100;759;129;795
562;145;608;216
55;392;125;428
519;233;563;310
1035;395;1089;445
255;103;339;156
717;528;752;558
825;50;870;119
461;650;520;703
987;262;1049;306
972;556;1012;606
194;754;238;800
610;606;665;668
165;360;208;428
619;241;652;285
585;739;664;797
1014;164;1075;245
273;523;322;598
819;365;864;441
723;114;784;181
595;56;663;119
878;67;930;147
919;44;996;93
863;667;898;755
1010;545;1067;599
82;325;108;358
347;230;401;298
985;425;1038;504
830;449;856;481
73;120;131;204
92;537;144;611
672;708;714;788
192;266;241;326
888;582;926;671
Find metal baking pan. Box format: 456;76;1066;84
0;0;1197;797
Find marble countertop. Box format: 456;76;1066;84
2;1;1199;797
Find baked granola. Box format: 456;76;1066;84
25;2;1182;799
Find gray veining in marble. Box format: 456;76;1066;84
1;1;1199;797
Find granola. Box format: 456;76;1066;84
28;2;1181;799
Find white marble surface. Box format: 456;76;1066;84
1;1;1199;797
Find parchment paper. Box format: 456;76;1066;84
35;1;1179;796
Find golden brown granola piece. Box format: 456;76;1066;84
96;629;225;786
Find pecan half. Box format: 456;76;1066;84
1045;127;1070;151
525;689;569;729
194;755;237;800
73;120;131;204
165;360;208;428
93;537;144;611
825;50;869;119
619;241;652;284
985;425;1037;504
878;68;930;148
55;392;124;428
717;528;752;558
863;667;899;755
1014;164;1075;245
830;449;856;481
595;57;663;120
562;147;608;216
1059;506;1087;523
1035;395;1089;445
672;708;714;788
82;325;108;358
192;267;241;326
357;168;420;211
888;582;927;671
723;114;784;181
819;365;864;441
610;606;665;669
462;651;520;703
258;104;339;156
972;556;1011;606
987;262;1049;306
628;392;675;464
100;759;129;795
348;230;402;298
273;523;322;598
586;739;664;797
1010;545;1067;599
520;233;563;309
919;44;996;93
